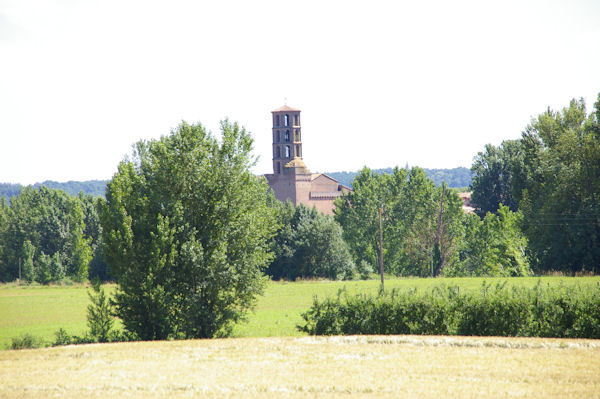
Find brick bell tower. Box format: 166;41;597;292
265;104;351;214
271;105;304;174
266;105;311;205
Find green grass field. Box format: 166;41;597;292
1;276;599;348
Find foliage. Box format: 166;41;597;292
0;186;92;283
52;328;72;346
469;94;600;274
10;333;45;350
449;206;531;276
267;203;355;280
516;96;600;273
78;193;111;281
100;120;277;340
299;281;600;338
1;277;598;347
470;139;523;216
335;167;464;277
87;278;114;343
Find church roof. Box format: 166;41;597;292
272;105;301;113
284;158;308;169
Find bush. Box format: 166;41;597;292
299;281;600;338
10;333;45;350
52;328;72;346
87;278;114;343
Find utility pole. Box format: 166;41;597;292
378;206;384;288
433;183;446;277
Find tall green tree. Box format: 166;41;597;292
100;120;277;340
517;96;600;273
334;167;391;272
470;139;523;216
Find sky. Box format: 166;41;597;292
1;0;599;185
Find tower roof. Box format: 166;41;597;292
272;105;300;113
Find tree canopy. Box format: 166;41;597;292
470;94;600;273
100;120;277;340
334;167;464;277
0;186;92;282
267;202;356;280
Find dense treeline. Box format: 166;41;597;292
471;94;600;274
0;187;109;283
333;167;529;277
327;167;471;189
1;94;597;286
299;282;600;338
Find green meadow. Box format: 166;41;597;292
1;276;599;349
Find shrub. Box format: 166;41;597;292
10;334;45;350
87;278;114;343
299;281;600;338
52;328;72;346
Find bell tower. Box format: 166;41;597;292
271;105;302;175
265;104;350;214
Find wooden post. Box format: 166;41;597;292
378;206;384;288
18;257;22;285
433;184;446;276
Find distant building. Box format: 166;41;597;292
265;105;351;215
458;192;476;214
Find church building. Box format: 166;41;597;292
265;105;351;215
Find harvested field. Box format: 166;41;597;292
1;335;598;398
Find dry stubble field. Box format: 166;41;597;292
1;335;599;399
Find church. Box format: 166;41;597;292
265;105;351;215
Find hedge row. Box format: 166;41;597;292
298;281;600;338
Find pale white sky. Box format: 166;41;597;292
1;0;599;185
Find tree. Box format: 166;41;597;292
334;167;391;273
470;139;523;216
0;186;91;283
516;96;600;273
20;240;35;282
0;198;6;278
50;252;65;281
78;193;112;281
87;278;114;343
100;120;277;340
267;203;355;280
36;252;52;285
335;167;464;277
450;206;530;276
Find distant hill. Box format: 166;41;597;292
0;167;471;202
0;180;108;201
325;167;472;189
